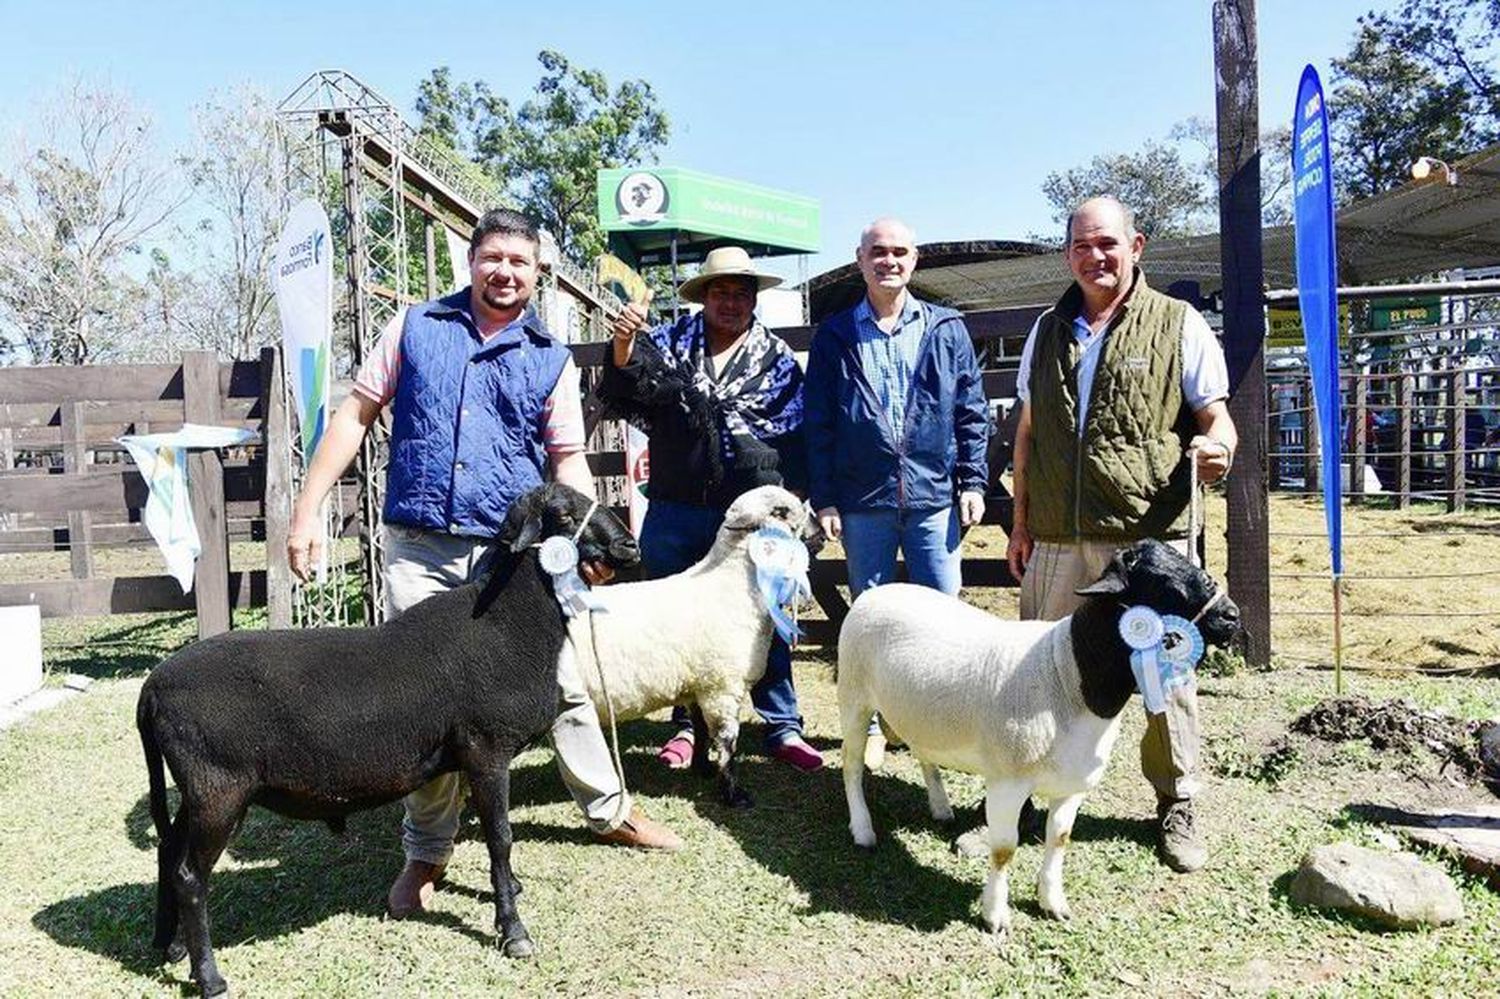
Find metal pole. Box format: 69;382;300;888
1264;277;1500;305
1332;576;1344;694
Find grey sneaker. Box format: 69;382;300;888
1157;799;1207;873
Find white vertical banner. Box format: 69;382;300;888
273;198;334;581
273;198;333;465
445;228;470;293
625;424;650;538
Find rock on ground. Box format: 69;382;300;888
1290;841;1464;929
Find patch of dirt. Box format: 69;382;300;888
1290;696;1486;782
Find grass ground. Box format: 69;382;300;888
2;496;1498;996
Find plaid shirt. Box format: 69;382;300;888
854;293;927;436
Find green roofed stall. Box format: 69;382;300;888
597;167;820;271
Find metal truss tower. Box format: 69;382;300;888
274;69;616;625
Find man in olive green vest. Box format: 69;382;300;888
1007;196;1237;873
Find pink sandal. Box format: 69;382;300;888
657;733;694;769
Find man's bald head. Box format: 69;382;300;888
1065;197;1137;245
859;217;917;251
856;218;918;299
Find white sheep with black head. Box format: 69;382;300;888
838;538;1240;941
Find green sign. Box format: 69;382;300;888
1368;296;1440;331
597;167;820;265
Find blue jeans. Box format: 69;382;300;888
842;505;962;599
639;499;805;748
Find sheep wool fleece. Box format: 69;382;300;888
1020;537;1200;802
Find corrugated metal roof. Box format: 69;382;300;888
807;143;1500;319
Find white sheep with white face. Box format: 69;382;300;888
568;485;813;807
838;539;1240;942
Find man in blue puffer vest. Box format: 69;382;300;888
286;209;681;920
804;218;991;769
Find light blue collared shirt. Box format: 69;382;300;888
854;293;926;435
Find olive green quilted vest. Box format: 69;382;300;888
1026;276;1195;542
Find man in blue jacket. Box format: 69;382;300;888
286;209;681;921
804;218;990;766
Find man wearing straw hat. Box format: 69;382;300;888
602;245;823;773
1006;195;1237;872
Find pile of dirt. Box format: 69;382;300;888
1290;696;1486;781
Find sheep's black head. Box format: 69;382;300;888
499;483;641;570
722;485;817;549
1478;721;1500;799
1075;539;1241;649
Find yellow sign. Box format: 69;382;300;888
1267;305;1350;348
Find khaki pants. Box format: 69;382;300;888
1019;538;1200;802
384;525;629;866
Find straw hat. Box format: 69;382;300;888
677;246;783;304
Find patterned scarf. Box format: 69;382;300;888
601;312;803;487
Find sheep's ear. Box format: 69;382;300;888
1075;568;1128;597
508;514;543;553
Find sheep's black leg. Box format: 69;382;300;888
155;802;188;963
173;791;243;998
713;718;752;809
689;704;714;778
468;759;532;958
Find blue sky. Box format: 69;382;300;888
0;0;1376;279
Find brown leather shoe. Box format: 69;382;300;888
595;806;683;852
387;859;446;919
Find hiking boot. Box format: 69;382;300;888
1157;799;1207;873
770;735;824;772
387;859;446;919
596;805;684;852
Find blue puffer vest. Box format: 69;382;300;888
384;289;571;537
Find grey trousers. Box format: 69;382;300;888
383;525;630;865
1019;537;1201;802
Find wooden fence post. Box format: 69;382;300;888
183;351;231;638
1448;368;1466;513
261;346;294;628
1350;374;1367;503
1302;375;1320;493
61;401;94;579
1397;373;1413;508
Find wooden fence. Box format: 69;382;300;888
0;311;1040;642
0;351;276;638
1267;363;1500;510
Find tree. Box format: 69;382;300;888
1041;140;1211;238
1329;23;1470;201
415;52;670;264
0;81;182;363
1368;0;1500;146
174;87;284;359
1170;116;1294;227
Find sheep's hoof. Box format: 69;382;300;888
164;940;188;964
499;933;536;959
991;926;1010;951
1042;903;1072;923
722;786;754;810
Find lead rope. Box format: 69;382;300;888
1187;445;1201;569
573;499;630;828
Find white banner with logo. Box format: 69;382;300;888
273;198;333;465
446;228;470;293
273;198;334;581
625;424;650;537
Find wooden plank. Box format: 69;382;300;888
1448;368;1466;513
1215;0;1271;668
1302;375;1320;492
1397;373;1413;508
60;402;94;579
1351;374;1367;503
0;364;183;404
183;352;231;638
0;465;263;515
262;346;294;628
0;571;266;618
